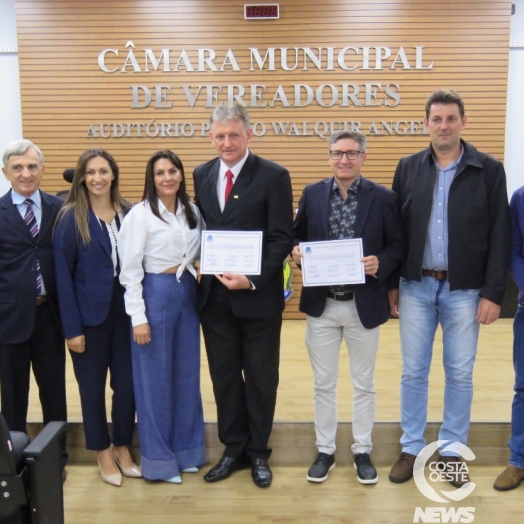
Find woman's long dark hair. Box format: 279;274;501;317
142;150;197;229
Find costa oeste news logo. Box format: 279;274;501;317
413;440;476;523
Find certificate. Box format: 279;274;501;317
200;231;263;275
300;239;365;286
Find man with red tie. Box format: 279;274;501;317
193;104;293;488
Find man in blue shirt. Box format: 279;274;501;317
388;90;511;487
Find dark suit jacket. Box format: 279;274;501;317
293;176;404;329
53;209;118;339
0;190;63;344
193;152;294;318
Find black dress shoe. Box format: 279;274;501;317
354;453;378;485
204;456;248;483
251;458;272;488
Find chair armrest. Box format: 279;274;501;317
23;422;67;459
23;422;67;524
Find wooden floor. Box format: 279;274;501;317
25;318;522;522
28;318;515;424
64;464;524;524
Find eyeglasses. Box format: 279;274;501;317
329;150;363;161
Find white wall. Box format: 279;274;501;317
506;0;524;197
0;0;22;195
0;0;522;197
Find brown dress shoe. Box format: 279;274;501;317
493;465;524;491
439;455;470;488
389;452;416;483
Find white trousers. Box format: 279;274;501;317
305;297;379;455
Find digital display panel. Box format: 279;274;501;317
244;4;279;19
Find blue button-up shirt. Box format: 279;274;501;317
11;189;42;227
422;148;464;271
11;189;47;295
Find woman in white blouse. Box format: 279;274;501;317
118;150;205;483
53;149;140;486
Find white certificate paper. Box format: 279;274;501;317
200;231;263;275
300;239;365;287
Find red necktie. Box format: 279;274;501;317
224;170;234;203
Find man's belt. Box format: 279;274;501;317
36;296;48;306
327;291;354;301
421;269;448;281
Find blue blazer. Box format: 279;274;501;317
0;190;63;344
293;176;405;329
53;209;118;339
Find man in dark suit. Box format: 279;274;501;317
0;139;67;440
193;103;293;488
292;130;404;485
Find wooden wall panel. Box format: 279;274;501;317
15;0;511;318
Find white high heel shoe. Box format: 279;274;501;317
111;446;142;478
98;458;122;487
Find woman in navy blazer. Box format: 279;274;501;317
53;149;140;486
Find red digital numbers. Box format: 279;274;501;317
245;5;279;19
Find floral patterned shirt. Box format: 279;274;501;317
328;176;360;293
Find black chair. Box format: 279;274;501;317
0;414;67;524
55;168;74;200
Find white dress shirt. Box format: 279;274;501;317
216;149;249;211
118;199;203;326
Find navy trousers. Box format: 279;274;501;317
70;278;135;450
0;301;67;433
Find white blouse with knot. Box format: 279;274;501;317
118;199;204;327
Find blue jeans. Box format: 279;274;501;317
398;277;480;455
510;304;524;468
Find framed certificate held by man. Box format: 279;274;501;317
200;230;263;275
300;238;365;286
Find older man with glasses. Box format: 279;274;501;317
292;130;404;484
